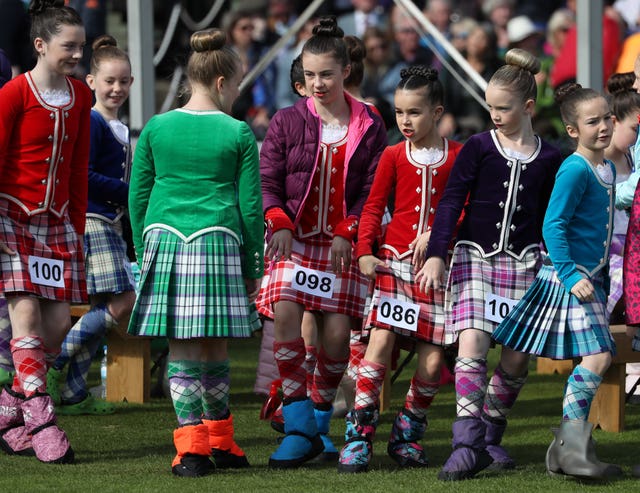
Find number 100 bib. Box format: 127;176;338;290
28;255;65;288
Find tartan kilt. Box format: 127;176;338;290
128;228;256;339
493;264;616;359
259;235;368;318
363;257;446;346
0;199;86;303
84;217;136;295
445;243;541;344
255;267;275;319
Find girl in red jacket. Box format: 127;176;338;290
259;16;387;468
0;0;91;464
338;66;462;473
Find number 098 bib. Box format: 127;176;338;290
291;264;336;298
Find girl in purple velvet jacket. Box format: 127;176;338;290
416;49;563;480
259;16;387;469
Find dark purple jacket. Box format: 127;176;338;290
260;93;387;228
426;130;562;260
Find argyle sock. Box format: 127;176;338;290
562;365;602;421
310;348;348;409
11;336;46;396
354;359;386;410
455;357;487;418
273;337;307;400
483;364;527;420
202;359;230;420
404;375;439;420
168;360;203;426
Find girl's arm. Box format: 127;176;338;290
259;110;290;217
542;160;588;292
237;122;264;280
128;121;156;262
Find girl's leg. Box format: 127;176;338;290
439;328;493;481
269;301;323;468
168;338;212;477
301;311;319;396
481;346;529;469
338;327;394;473
200;339;249;469
6;297;74;463
546;351;622;479
388;342;442;468
0;297;13;385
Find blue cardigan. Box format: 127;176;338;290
86;109;131;222
543;153;615;292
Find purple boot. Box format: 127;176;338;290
438;417;493;481
22;393;74;463
483;415;515;470
0;386;34;456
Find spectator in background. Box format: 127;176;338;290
68;0;107;77
361;26;394;129
421;0;454;71
616;31;640;73
449;16;478;55
377;5;433;113
440;22;501;140
338;0;388;38
0;0;32;76
225;9;277;140
481;0;515;57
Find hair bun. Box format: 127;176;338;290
29;0;64;15
344;35;365;64
607;72;635;95
190;28;227;53
312;16;344;38
504;48;540;75
400;65;438;82
92;34;118;52
554;81;582;105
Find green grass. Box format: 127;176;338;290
2;337;640;492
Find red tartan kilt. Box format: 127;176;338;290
259;236;368;318
363;258;446;346
0;200;87;303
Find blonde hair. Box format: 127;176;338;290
489;48;540;102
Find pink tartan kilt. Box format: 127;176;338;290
363;257;446;346
259;236;369;318
0;200;87;303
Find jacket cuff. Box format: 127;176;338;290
334;216;359;242
265;207;294;233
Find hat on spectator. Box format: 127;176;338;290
507;15;540;43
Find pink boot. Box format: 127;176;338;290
0;386;34;456
22;393;74;463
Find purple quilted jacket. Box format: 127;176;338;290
260;93;387;227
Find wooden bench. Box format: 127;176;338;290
537;325;640;432
70;304;150;404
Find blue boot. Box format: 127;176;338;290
268;398;324;469
387;407;429;468
337;405;379;473
314;406;338;461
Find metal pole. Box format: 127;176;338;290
127;0;156;133
576;0;603;91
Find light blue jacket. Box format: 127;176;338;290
615;128;640;208
543;153;615;292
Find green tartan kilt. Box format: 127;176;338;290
127;228;260;339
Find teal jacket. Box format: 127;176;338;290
543;153;615;292
129;109;264;278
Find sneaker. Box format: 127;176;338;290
57;394;115;415
46;368;62;406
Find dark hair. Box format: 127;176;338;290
554;82;602;128
186;28;240;90
90;34;130;75
29;0;83;43
344;35;365;88
290;54;304;96
606;72;640;121
396;66;444;106
301;16;349;68
490;48;540;101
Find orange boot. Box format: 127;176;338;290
204;413;249;468
172;423;214;477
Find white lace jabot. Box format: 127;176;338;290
321;123;348;144
411;147;444;165
40;88;70;106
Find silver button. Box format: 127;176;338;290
45;157;50;163
432;169;438;176
49;113;54;119
499;201;505;208
64;111;69;118
38;201;44;207
492;242;498;249
254;252;260;258
416;187;421;193
55;179;59;184
522;164;527;170
605;224;609;230
516;205;522;211
415;205;420;212
331;167;336;173
41;179;47;184
332;147;338;154
327;225;333;231
48;135;53;141
121;163;126;169
64;135;69;141
59;157;64;163
431;187;436;194
510;224;516;231
606;207;610;212
416;169;422;175
518;184;524;191
503;181;509;188
313;205;319;212
330;187;335;194
52;201;56;206
508;243;514;249
329;205;334;212
603;241;607;246
507;161;512;168
496;223;502;229
314;186;319;192
412;224;418;230
429;207;435;214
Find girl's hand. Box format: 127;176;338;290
331;236;352;274
0;241;16;256
358;254;386;280
415;257;445;293
410;230;431;270
570;278;595;302
265;229;293;261
245;278;260;303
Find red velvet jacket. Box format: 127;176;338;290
0;73;91;234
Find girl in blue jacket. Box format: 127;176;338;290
47;35;135;415
493;83;622;480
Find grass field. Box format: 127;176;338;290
2;336;640;493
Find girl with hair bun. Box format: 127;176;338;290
259;15;387;469
128;28;264;477
337;65;463;473
493;82;622;480
418;48;563;480
47;34;135;416
0;0;90;464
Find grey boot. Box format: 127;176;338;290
545;419;622;480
